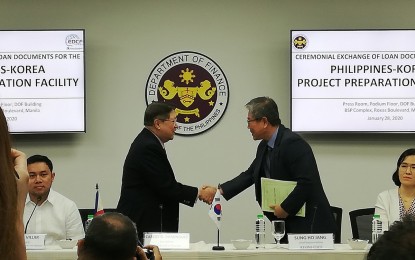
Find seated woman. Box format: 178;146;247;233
375;148;415;226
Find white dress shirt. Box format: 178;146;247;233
23;189;85;245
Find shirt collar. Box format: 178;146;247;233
25;189;55;206
145;126;165;149
267;127;279;149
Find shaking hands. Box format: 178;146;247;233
198;185;217;205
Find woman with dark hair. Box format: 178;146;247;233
0;108;29;260
375;148;415;226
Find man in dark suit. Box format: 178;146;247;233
204;97;336;241
117;102;214;242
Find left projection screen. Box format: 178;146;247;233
0;30;85;134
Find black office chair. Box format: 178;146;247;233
330;206;343;244
79;208;94;229
349;207;375;241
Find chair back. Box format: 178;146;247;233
349;207;375;241
330;206;343;243
79;208;94;229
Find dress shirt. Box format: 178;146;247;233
23;189;85;245
267;127;279;149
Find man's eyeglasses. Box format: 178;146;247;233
247;118;259;124
399;163;415;174
162;118;177;124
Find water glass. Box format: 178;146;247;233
272;220;285;247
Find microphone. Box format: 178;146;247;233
24;196;42;234
310;205;318;233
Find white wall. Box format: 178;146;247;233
3;0;414;244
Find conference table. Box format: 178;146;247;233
27;242;369;260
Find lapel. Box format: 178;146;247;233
143;128;170;165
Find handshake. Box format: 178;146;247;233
198;185;220;205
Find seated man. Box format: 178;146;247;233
77;212;161;260
367;215;415;260
23;154;84;245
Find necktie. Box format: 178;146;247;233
264;146;272;178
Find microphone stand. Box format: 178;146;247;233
25;196;42;234
310;205;318;233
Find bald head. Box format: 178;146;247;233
78;212;138;260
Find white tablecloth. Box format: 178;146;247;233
27;243;369;260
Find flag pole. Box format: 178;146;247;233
212;184;224;250
212;228;224;250
94;183;105;216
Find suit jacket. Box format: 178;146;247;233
375;188;400;225
117;128;198;241
221;124;336;236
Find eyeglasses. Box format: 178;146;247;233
399;163;415;174
247;118;259;124
162;118;177;124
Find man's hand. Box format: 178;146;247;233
136;244;162;260
269;204;289;218
198;185;217;204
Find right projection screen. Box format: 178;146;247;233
291;30;415;133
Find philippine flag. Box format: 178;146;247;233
209;188;222;230
94;183;105;217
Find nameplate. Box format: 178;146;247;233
25;234;46;250
143;232;190;249
288;233;334;250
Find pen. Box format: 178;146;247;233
14;170;19;179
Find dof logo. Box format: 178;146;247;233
293;35;307;49
146;51;229;135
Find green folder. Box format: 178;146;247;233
261;177;306;217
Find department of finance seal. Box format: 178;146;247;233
146;51;229;135
293;35;307;50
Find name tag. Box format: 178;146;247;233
143;232;189;249
288;233;334;250
25;234;46;250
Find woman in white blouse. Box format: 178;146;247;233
375;148;415;227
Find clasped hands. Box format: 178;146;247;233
198;185;218;205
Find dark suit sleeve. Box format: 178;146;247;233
220;143;266;201
221;166;255;200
